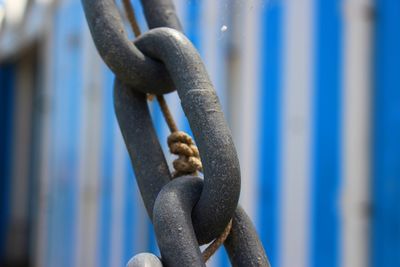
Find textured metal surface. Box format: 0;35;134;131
81;0;174;94
153;176;205;267
114;81;171;218
225;206;271;267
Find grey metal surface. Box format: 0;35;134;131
81;0;174;94
225;206;271;267
153;176;205;267
113;82;171;218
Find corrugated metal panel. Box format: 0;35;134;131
1;0;400;266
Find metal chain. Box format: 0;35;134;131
81;0;271;266
121;2;228;259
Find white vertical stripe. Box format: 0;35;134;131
201;0;229;110
341;1;373;267
201;0;218;90
226;0;243;182
110;128;127;267
279;0;314;266
229;0;261;221
75;23;103;267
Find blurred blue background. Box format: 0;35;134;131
0;0;399;266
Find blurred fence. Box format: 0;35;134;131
0;0;399;267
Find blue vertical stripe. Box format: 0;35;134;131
259;2;282;266
372;0;400;266
148;101;164;254
132;0;148;31
311;1;341;267
0;64;15;261
47;2;84;267
186;0;201;51
98;68;115;267
124;158;136;262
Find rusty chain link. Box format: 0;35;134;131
81;0;270;266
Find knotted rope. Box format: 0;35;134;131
168;131;203;178
156;96;202;178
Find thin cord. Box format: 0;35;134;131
202;220;233;262
156;95;178;133
122;0;141;36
